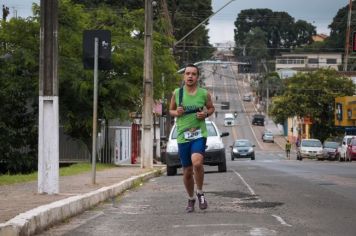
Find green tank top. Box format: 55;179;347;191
174;87;208;143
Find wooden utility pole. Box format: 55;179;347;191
160;0;173;37
38;0;59;194
141;0;154;169
344;0;353;71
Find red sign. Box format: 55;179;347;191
353;32;356;52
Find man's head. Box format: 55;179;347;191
184;64;199;76
183;64;199;87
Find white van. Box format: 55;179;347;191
224;113;235;126
339;135;354;161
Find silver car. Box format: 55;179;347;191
262;131;274;143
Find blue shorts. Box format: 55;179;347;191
178;138;206;167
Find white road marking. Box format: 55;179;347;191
231;75;263;149
232;169;261;202
250;227;277;236
272;214;292;227
172;223;245;228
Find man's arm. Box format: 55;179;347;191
196;92;215;119
169;91;184;117
205;92;215;117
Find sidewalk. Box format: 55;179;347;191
0;164;166;236
264;118;297;159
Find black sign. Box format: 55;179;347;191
83;30;112;70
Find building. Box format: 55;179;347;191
213;41;235;61
275;53;342;71
335;96;356;127
312;34;328;42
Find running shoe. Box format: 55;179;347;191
196;192;208;210
186;199;196;213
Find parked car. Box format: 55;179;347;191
346;137;356;161
230;139;255;160
252;114;265;126
243;94;251;102
262;130;274;143
165;120;229;176
339;135;354;161
297;139;323;160
322;141;340;161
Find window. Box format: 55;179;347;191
308;58;319;64
326;58;337;64
207;123;218;136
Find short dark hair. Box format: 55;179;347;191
184;63;199;76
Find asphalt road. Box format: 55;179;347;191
40;64;356;236
40;159;356;236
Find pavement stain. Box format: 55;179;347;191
208;190;253;199
241;201;284;209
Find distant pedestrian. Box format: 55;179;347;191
296;136;300;147
285;140;291;159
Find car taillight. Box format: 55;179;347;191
352;146;356;152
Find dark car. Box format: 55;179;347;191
230;139;255;160
322;141;340;160
252;114;265;126
243;94;251;102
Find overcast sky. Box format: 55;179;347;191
0;0;349;45
209;0;348;44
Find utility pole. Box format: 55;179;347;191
344;0;353;71
38;0;59;194
91;37;99;184
266;78;269;116
141;0;154;169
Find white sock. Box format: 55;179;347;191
188;196;195;200
196;189;203;194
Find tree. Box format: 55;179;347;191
167;0;214;66
325;4;351;52
0;0;180;173
257;72;284;100
234;9;316;59
71;0;215;67
0;17;39;173
243;27;268;63
269;69;355;141
53;1;179;148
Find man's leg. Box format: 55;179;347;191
178;142;195;213
192;153;207;209
182;166;196;213
182;166;194;197
192;153;204;190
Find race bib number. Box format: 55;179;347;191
184;129;202;140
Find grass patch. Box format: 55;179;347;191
0;163;115;186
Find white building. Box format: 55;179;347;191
275;53;342;71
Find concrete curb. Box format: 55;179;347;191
0;167;165;236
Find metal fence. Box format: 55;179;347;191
59;124;132;164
